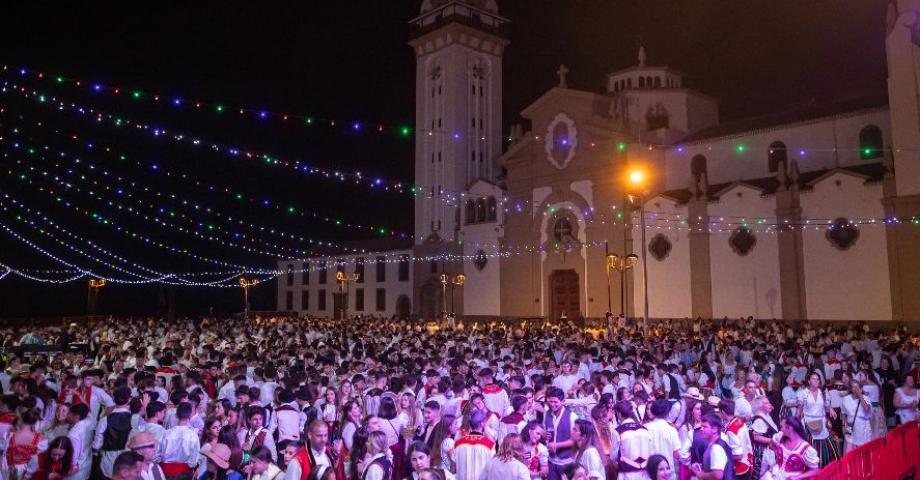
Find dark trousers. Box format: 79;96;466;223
548;462;569;480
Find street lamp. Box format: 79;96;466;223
605;252;639;316
239;277;259;320
336;271;360;321
627;167;650;326
440;273;466;314
87;279;106;316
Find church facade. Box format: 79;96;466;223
280;0;920;322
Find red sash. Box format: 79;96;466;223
160;463;191;476
292;450;312;480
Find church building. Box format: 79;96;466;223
280;0;920;323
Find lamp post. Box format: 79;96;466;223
440;273;466;314
606;252;639;316
87;279;106;316
238;277;259;320
627;167;651;330
336;271;360;321
450;273;465;314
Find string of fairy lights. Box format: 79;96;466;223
0;119;412;239
2;64;920;287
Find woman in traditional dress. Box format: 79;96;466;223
857;369;887;440
841;380;872;453
520;421;549;480
571;419;605;480
749;396;778;480
676;398;702;480
770;417;821;480
2;409;48;479
893;375;918;425
796;372;839;467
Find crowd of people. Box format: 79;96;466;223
0;313;918;480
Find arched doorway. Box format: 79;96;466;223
549;269;580;322
396;295;411;319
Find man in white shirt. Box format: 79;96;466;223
66;403;94;480
269;389;305;443
452;410;494;480
158;402;200;480
479;368;509;417
93;386;134;478
127;432;165;480
691;414;731;479
128;401;167;462
551;360;580;397
645;400;680;480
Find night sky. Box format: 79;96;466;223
0;1;889;318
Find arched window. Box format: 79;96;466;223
859;125;883;159
553;217;573;242
486;196;497;221
286;264;294;286
654;77;661;87
465;199;476;224
768;141;787;173
691;154;708;183
627;78;632;88
638;77;646;88
475;198;487;223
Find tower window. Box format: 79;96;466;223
859;125;883;159
654;77;661;87
487;197;497;221
768;141;787;173
286;264;294;286
639;77;646;88
472;85;476;94
465;200;476;224
691;155;708;184
472;117;476;128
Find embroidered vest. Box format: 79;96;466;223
543;407;573;460
102;411;132;451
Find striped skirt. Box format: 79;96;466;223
809;435;841;467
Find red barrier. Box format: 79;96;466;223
814;421;919;480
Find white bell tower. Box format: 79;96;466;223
409;0;509;243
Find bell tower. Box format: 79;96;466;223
884;0;920;322
409;0;509;243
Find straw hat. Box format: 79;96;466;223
127;432;156;450
201;443;232;469
682;386;705;401
707;396;722;409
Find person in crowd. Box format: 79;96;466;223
610;400;650;480
796;372;839;467
893;375;918;425
111;451;144;480
543;387;577;480
360;430;392;480
840;380;872;452
769;417;820;480
239;406;276;464
570;419;604;480
478;433;529;480
748;397;777;480
408;440;455;480
689;414;732;480
95;386;134;478
159;402;200;480
199;443;244;480
127;432;164;480
33;436;76;480
242;446;283;480
646;455;674;480
645;400;680;479
452;409;493;480
2;407;47;479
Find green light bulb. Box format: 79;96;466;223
618;142;626;151
216;105;224;112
